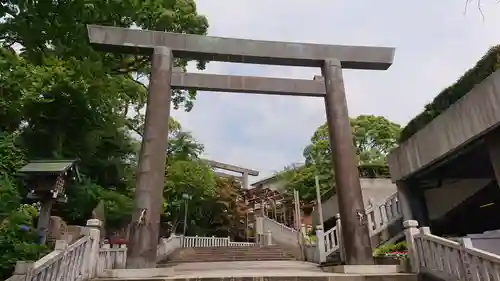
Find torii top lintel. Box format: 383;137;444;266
87;25;395;70
204;159;259;176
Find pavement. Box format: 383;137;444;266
96;260;418;281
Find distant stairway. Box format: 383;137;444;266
256;191;404;264
158;245;296;265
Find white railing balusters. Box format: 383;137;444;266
178;235;254;248
315;191;405;263
404;220;500;281
365;192;402;236
256;216;299;248
97;244;127;274
5;219;128;281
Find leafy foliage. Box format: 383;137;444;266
162;158;216;235
0;176;22;221
0;132;26;176
399;45;500;143
0;203;48;280
279;115;401;201
209;177;247;240
373;241;407;257
0;0;224;277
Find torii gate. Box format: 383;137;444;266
86;25;395;268
204;159;259;189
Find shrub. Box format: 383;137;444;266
373;241;407;257
0;204;48;280
399;45;500;143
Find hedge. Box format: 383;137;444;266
399;45;500;143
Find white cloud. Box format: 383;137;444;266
170;0;500;182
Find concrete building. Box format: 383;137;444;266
387;70;500;237
313;178;397;229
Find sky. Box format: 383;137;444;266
170;0;500;183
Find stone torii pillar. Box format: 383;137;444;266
86;25;395;267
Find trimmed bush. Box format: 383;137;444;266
373;241;407;257
399;45;500;143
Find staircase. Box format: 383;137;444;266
7;197;500;281
159;245;295;265
256;191;404;264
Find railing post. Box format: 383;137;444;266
403;220;420;273
265;229;273;245
54;240;69;281
335;213;345;263
13;261;35;281
256;216;264;243
86;219;102;277
316;225;326;263
459;237;474;281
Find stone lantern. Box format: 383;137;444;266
18;159;81;244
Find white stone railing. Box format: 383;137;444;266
96;244;127;274
256;216;299;248
404;220;500;280
155;234;256;262
229;241;255;246
316;217;343;263
182;235;230;247
181;235;255;247
6;219;106;281
366;192;402;235
157;235;183;262
317;191;402;263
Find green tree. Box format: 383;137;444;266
162;159;217;236
0;176;21;220
0;0;210;191
0;131;26;177
304;115;401;168
0;204;47;280
281;115;401;201
208;177;247;240
0;1;225;276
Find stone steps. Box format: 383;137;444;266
95;261;419;281
160;245;296;264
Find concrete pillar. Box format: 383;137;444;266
321;58;373;265
397;180;430;227
316;225;326;262
403;220;420;273
486;128;500;184
127;46;173;269
85;219;102;278
242;171;249;189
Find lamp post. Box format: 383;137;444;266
182;193;192;235
312;159;324;229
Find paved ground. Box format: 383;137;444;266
168;261;324;272
98;261;416;280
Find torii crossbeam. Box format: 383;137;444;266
87;25;395;268
204;159;259;189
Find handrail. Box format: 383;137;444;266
316;190;402;263
5;219;125;281
263;216;298;233
405;221;500;281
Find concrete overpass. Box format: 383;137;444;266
388;70;500;236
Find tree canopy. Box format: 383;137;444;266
279;115;401;202
0;0;247;279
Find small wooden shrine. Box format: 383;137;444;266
18;159;81;244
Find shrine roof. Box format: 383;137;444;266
18;159;79;174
